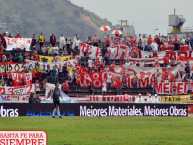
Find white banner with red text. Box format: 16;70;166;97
155;82;192;94
0;84;35;95
80;42;130;60
2;94;46;102
5;37;32;51
138;49;193;60
71;95;162;103
79;65;188;88
12;73;32;86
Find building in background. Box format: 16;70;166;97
167;9;193;38
115;20;136;37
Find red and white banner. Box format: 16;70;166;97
5;38;32;51
2;94;46;101
12;73;32;86
80;42;129;60
138;49;193;59
155;82;192;94
72;95;162;103
25;59;78;73
79;65;187;89
0;84;35;95
0;62;26;76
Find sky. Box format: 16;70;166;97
70;0;193;37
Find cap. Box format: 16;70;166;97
33;46;35;47
31;92;34;94
155;94;157;96
138;94;141;96
36;80;39;82
44;79;46;81
149;94;151;96
53;57;55;59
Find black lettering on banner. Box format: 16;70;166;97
169;97;171;101
177;96;181;101
14;63;20;72
21;63;27;71
7;63;13;72
15;89;24;94
0;63;6;73
165;97;168;101
172;97;174;101
190;96;193;100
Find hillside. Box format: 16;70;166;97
0;0;113;41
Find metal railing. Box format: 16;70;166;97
167;27;193;33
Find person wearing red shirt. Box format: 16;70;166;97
71;53;75;59
50;33;56;47
100;61;105;72
164;69;169;80
170;51;176;66
20;71;26;86
15;32;21;38
130;37;136;47
76;73;81;91
95;58;100;66
104;35;110;47
163;53;168;67
168;36;173;45
132;46;137;58
120;53;125;65
63;81;69;94
116;77;122;95
147;35;153;45
31;67;36;83
160;42;166;51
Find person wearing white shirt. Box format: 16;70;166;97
53;44;59;56
181;36;186;45
56;54;61;62
153;94;160;103
75;37;81;55
72;34;78;50
142;36;147;50
146;94;154;103
107;72;112;91
135;94;145;103
102;81;107;95
59;34;66;50
110;47;115;60
136;34;142;43
88;58;92;73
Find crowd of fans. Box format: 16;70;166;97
0;32;193;100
